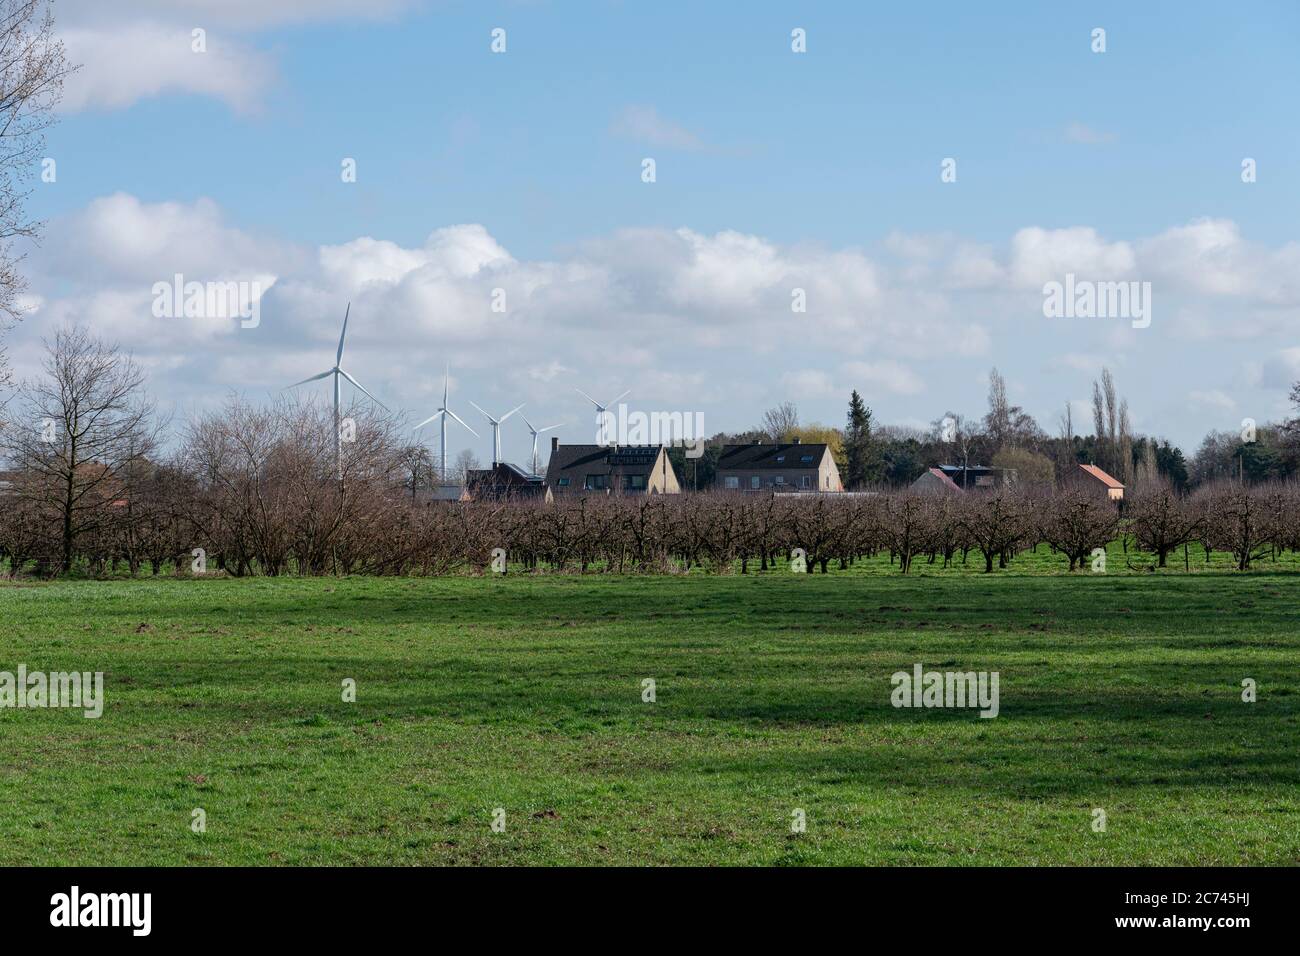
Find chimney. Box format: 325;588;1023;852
551;436;560;454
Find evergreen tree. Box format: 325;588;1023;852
844;390;874;488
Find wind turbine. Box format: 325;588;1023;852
285;303;387;479
468;400;525;467
575;387;630;446
520;415;564;475
414;366;479;483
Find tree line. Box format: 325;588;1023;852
3;329;1300;578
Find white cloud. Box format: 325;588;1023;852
1187;389;1237;412
1063;121;1116;145
841;360;924;395
61;24;275;113
610;105;707;152
57;0;415;112
16;196;1300;459
1010;226;1136;287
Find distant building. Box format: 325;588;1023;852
911;467;965;495
912;464;1015;492
544;439;681;495
466;462;549;501
413;484;470;504
1068;463;1125;501
715;440;843;492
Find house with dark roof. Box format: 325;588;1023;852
413;484;470;504
1067;463;1125;501
544;439;681;495
715;440;843;492
466;462;549;501
911;467;965;495
915;464;1016;492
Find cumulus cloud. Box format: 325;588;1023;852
56;0;415;112
14;196;1300;459
1009;226;1137;287
61;24;274;113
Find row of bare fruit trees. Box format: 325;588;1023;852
1;418;1296;578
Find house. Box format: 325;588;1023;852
544;439;681;495
922;464;1016;491
466;462;549;501
911;467;965;495
1068;463;1125;501
413;484;470;504
715;440;843;492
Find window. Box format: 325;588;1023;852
584;474;609;490
750;475;760;489
724;476;739;489
623;474;645;489
775;455;785;463
800;475;811;488
772;475;785;486
800;454;813;463
557;477;570;486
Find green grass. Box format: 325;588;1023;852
1;567;1297;865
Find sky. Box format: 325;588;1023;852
10;0;1300;468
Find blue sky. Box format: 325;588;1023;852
13;0;1300;466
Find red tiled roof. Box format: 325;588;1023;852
928;467;964;493
1078;464;1124;489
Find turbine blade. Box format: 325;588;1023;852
608;389;631;405
414;410;446;430
467;400;493;422
337;303;350;365
538;423;563;433
285;369;333;389
499;403;525;423
574;387;600;407
520;415;536;433
446;408;479;437
338;368;388;410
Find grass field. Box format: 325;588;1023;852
1;556;1298;865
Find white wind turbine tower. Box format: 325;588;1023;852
414;366;478;483
520;415;564;475
285;303;387;480
469;400;525;467
575;386;630;447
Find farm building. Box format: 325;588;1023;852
1067;463;1125;501
466;462;549;501
910;464;1015;492
911;467;966;495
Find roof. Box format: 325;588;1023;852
419;484;468;502
468;462;542;485
546;444;666;481
718;443;829;470
924;467;964;493
1078;463;1124;489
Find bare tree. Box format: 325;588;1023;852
3;326;161;573
0;1;74;385
984;367;1010;449
761;402;799;441
452;448;480;485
